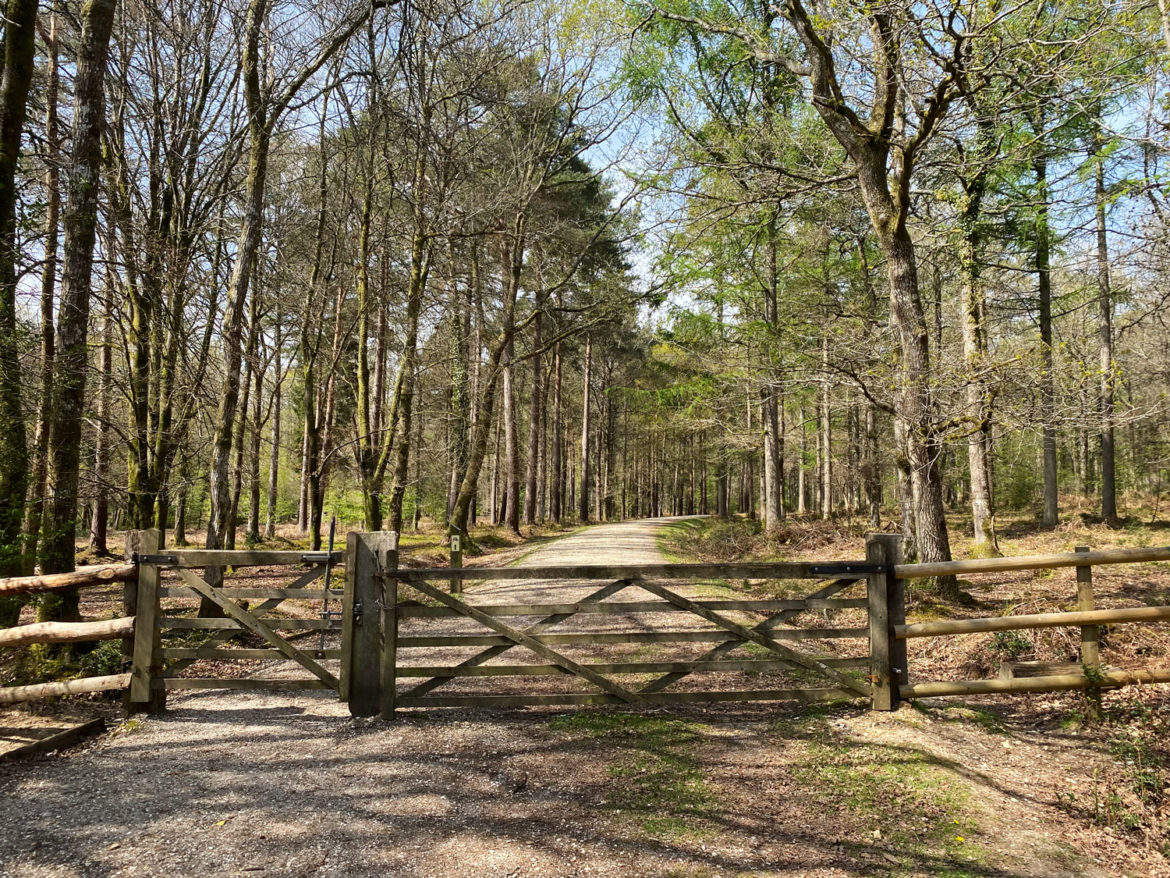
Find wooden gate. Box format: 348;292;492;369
129;530;345;709
343;533;905;717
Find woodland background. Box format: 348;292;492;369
2;0;1170;625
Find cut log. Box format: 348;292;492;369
0;564;137;597
0;674;130;704
998;661;1086;680
0;616;135;648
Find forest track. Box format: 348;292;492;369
0;519;1155;877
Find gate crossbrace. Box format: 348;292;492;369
401;579;631;698
635;579;871;698
640;577;861;693
175;568;339;688
404;578;643;704
165;565;330;674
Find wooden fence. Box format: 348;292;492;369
0;560;137;706
1;529;1169;719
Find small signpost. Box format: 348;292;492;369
450;533;463;594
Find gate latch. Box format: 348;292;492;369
352;601;363;627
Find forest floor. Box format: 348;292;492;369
0;512;1168;877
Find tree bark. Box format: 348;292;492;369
41;0;118;592
1094;124;1117;525
578;334;592;523
0;0;39;591
1036;148;1059;528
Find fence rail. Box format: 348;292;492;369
2;529;1168;717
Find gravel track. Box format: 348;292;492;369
0;519;1151;877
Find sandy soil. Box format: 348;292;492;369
0;518;1164;878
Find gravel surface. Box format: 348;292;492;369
0;519;1161;877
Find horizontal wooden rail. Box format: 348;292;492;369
396;564;874;582
896;546;1170;580
397;657;868;678
158;586;344;600
396;687;860;709
0;564;137;597
901;668;1170;699
159;617;339;631
0;616;135;649
0;673;130;705
141;550;343;568
398;627;869;648
896;605;1170;639
156;678;333;691
160;647;341;660
396;597;867;619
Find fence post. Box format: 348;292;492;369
450;532;463;595
1075;545;1102;718
129;528;165;713
380;532;399;720
343;531;397;717
867;533;905;711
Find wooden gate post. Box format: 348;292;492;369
380;532;399;720
342;531;398;717
867;533;905;711
128;529;166;714
1075;545;1102;719
450;532;463;595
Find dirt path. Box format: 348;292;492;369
0;519;1161;878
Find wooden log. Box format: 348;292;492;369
0;616;135;648
397;627;870;648
895;605;1170;639
901;667;1170;699
0;564;137;597
395;597;868;619
395;564;873;582
998;661;1086;680
0;718;106;762
0;674;130;705
397;687;859;709
895;545;1170;580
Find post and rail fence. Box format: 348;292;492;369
0;529;1168;719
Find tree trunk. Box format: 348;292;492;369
523;293;545;527
39;0;118;631
265;307;282;540
578;335;592;523
0;0;39;592
820;335;832;520
1094;125;1117;525
1035;148;1059;528
22;14;60;574
550;342;563;523
89;311;112;555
